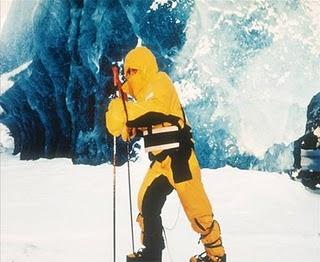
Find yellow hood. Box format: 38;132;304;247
123;47;159;99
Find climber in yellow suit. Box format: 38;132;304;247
106;46;226;262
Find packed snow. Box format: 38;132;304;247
1;152;319;262
0;124;13;153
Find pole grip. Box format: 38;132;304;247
111;64;129;123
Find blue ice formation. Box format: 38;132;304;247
173;0;319;171
0;0;193;165
0;0;38;74
305;92;320;133
0;0;319;171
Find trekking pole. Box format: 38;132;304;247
126;141;135;253
112;135;117;262
112;64;135;254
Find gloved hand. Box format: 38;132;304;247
105;98;126;137
121;127;137;142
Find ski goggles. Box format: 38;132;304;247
125;68;138;79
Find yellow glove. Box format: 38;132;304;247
105;98;126;137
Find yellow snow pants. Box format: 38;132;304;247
136;149;225;260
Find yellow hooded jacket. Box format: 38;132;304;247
105;47;185;143
105;47;225;260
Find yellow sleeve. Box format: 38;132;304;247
105;98;126;137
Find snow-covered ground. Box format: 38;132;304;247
1;152;319;262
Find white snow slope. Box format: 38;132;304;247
1;152;320;262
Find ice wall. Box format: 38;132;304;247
0;0;193;165
0;0;39;74
173;0;320;171
0;0;318;171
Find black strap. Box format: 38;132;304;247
144;130;180;148
200;221;215;240
127;112;180;129
204;237;223;249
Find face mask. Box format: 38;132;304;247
126;70;147;99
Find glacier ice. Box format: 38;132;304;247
0;0;319;171
173;0;320;171
0;0;38;74
0;0;193;165
305;92;320;133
